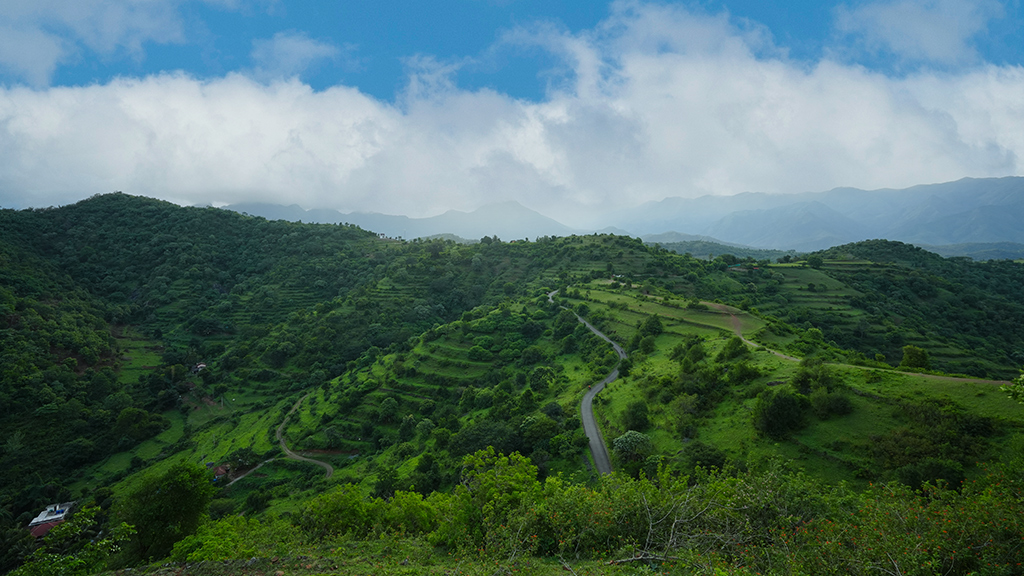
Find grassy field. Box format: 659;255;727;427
113;326;164;384
560;280;1024;489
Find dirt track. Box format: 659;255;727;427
706;302;798;361
275;393;334;479
705;302;1008;384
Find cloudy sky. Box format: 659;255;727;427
1;0;1022;226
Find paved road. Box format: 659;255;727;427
226;458;275;487
276;392;334;479
549;290;625;475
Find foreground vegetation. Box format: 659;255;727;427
16;450;1024;575
1;193;1022;575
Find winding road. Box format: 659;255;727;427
549;290;625;475
276;392;334;479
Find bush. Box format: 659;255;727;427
171;516;307;562
809;388;853;419
468;346;492;361
727;360;761;385
298;483;371;538
790;358;837;393
899;345;930;370
895;458;964;491
752;388;809;439
684;441;727;470
716;336;749;362
621;401;649;431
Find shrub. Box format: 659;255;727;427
468;346;492;361
752;388;809;438
621;401;649;431
809;388;853;419
716;336;749;362
899;345;930;369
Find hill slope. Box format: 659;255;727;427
1;195;1023;576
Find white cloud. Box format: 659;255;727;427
0;2;1022;227
0;0;244;86
0;24;68;87
835;0;1003;66
250;31;342;81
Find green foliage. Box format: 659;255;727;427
170;515;307;562
637;335;656;354
682;441;727;470
868;398;995;485
298;484;439;541
25;456;1023;575
467;345;492;361
808;387;853;419
775;462;1024;575
726;360;761;385
431;447;540;554
638;315;663;338
611;431;654;478
10;507;135;576
1002;367;1024;404
298;483;372;539
752;387;809;438
377;397;399;424
900;345;931;370
374;466;398;499
804;240;1024;378
621;401;649;431
790;357;838;393
113;461;216;563
715;336;749;362
5;197;1024;575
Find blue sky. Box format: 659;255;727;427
1;0;1023;225
17;1;1024;98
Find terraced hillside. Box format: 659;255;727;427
3;196;1024;576
557;279;1024;489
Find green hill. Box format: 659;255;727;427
1;195;1022;576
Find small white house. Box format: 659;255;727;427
28;502;75;538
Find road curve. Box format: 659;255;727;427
549;290;625;475
276;392;334;479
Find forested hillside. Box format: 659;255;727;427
1;194;1022;576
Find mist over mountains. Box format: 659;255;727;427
226;176;1024;253
226;200;578;241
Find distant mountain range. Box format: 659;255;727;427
226;200;577;241
611;176;1024;251
224;176;1024;258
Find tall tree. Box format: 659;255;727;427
113;461;215;563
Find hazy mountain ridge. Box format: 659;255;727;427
226;200;579;240
227;177;1024;253
615;176;1024;249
